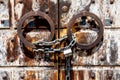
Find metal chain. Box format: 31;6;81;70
33;35;68;46
33;34;76;53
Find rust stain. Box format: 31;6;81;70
25;71;37;80
60;29;67;37
6;34;20;62
50;71;58;80
60;70;84;80
75;32;88;44
78;71;84;80
22;30;51;58
60;70;65;80
89;71;95;80
1;0;120;80
14;0;32;21
38;0;58;27
22;55;35;66
8;0;12;27
20;0;32;14
106;71;113;80
70;71;75;80
38;0;50;12
14;0;23;21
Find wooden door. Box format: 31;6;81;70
0;0;120;80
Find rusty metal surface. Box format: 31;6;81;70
67;10;104;50
17;11;55;48
0;0;120;80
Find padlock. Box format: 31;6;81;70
64;48;72;57
17;11;55;49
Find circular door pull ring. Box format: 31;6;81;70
17;11;55;48
67;11;104;50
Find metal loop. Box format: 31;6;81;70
67;10;104;50
17;11;55;48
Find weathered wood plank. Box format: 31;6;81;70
1;0;120;80
0;67;58;80
0;29;120;66
0;30;58;66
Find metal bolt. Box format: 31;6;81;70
107;71;113;79
45;8;49;14
18;0;23;4
10;57;15;62
62;5;68;12
92;0;95;3
0;0;4;4
110;0;114;4
90;71;95;79
1;20;4;24
20;73;25;79
11;38;14;43
1;72;8;80
110;17;113;24
105;19;112;26
100;55;106;61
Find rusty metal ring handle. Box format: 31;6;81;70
17;11;55;48
67;11;104;50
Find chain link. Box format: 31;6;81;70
33;34;76;53
33;35;68;46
